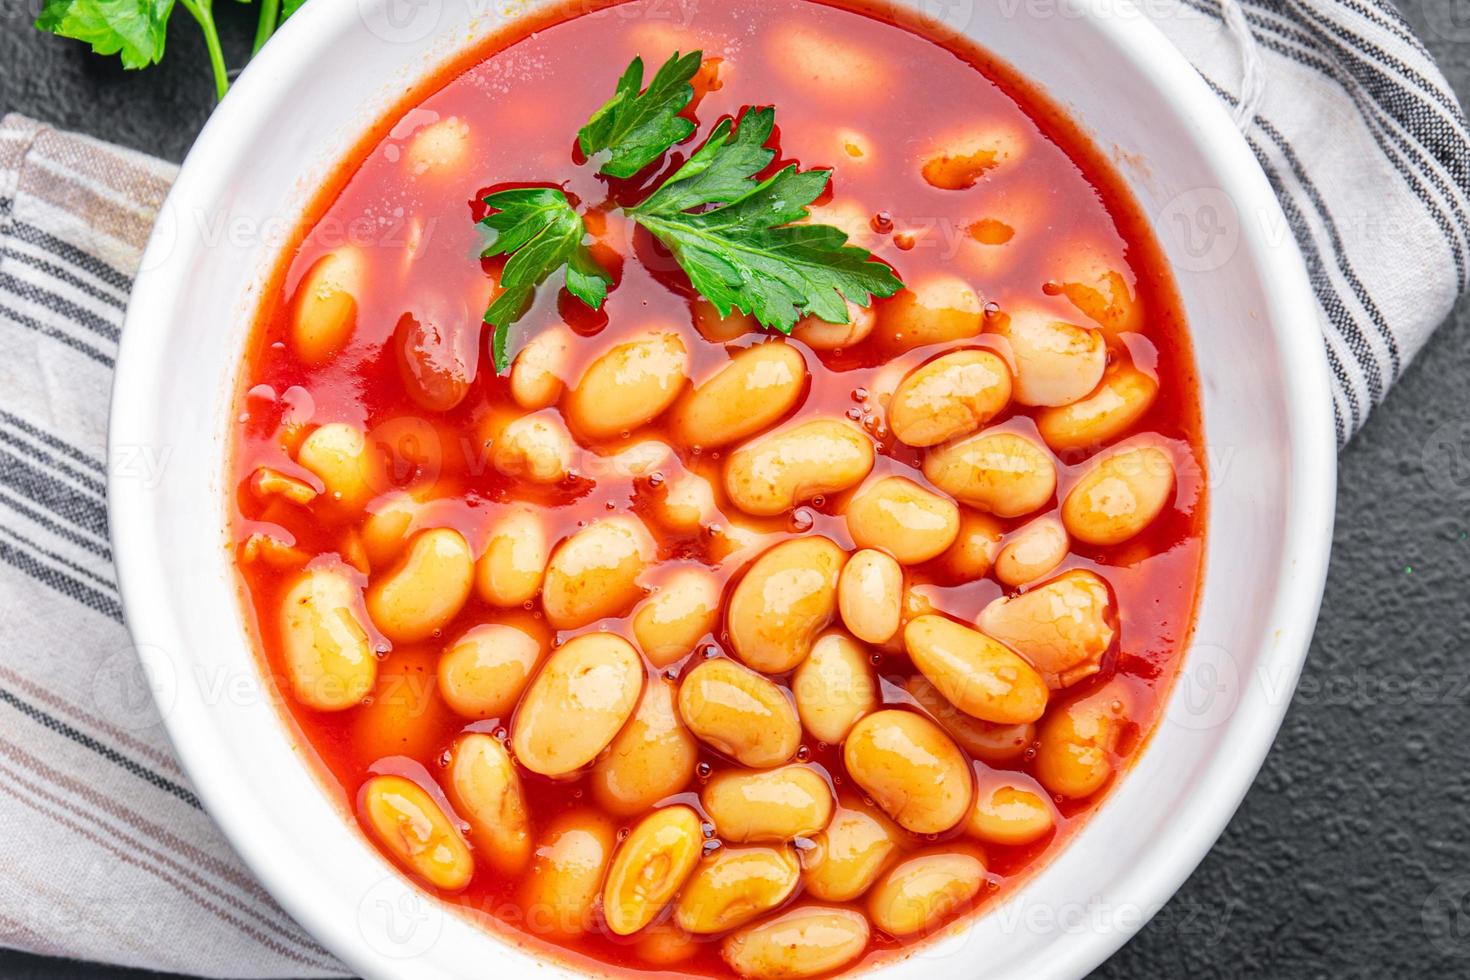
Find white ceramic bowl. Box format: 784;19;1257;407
108;0;1337;977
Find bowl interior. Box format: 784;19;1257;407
109;1;1336;977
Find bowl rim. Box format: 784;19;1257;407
108;0;1338;977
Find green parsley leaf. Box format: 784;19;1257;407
282;0;307;15
634;109;777;217
35;0;274;100
480;187;613;372
35;0;175;70
578;50;701;179
630;107;904;333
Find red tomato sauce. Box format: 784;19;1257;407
228;0;1207;975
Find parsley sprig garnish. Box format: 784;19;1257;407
35;0;306;101
480;51;905;372
631;108;903;333
480;188;613;371
578;51;702;179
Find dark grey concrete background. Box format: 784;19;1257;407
2;0;1468;977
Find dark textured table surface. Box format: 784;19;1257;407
2;2;1468;978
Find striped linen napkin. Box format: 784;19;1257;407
0;116;345;977
0;0;1465;975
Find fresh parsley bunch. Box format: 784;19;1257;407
34;0;306;101
630;106;903;335
480;50;904;371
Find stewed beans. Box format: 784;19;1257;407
447;733;532;874
725;419;875;516
230;1;1206;976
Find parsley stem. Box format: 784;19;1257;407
179;0;230;102
252;0;281;56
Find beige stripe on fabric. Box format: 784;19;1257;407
0;735;296;916
0;911;66;960
0;765;339;974
0;663;184;778
0;116;43;200
16;161;161;256
27;125;175;209
0;869;158;965
0;754;335;966
4;194;139;332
